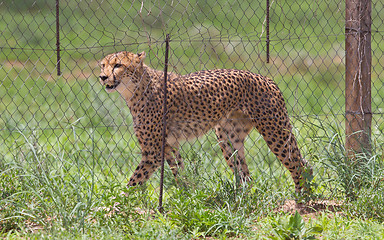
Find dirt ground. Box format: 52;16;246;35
276;199;344;220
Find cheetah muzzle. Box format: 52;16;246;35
99;51;313;194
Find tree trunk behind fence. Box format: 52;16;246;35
345;0;372;156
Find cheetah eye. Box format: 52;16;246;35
114;63;123;69
101;64;105;68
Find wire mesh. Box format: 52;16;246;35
0;0;383;211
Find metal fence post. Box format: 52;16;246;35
266;0;270;63
158;34;170;213
345;0;372;156
56;0;61;76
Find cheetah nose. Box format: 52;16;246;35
99;75;108;81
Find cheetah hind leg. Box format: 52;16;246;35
249;113;312;193
215;111;253;184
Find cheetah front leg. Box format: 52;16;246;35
127;144;184;187
164;144;184;180
128;153;161;187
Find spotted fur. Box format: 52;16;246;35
99;51;311;192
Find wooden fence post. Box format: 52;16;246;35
345;0;372;156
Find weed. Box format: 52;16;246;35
269;211;323;240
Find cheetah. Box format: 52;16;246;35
99;51;312;193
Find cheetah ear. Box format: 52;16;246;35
137;51;146;61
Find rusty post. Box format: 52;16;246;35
56;0;61;76
158;34;170;213
266;0;270;63
345;0;372;155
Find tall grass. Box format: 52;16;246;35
0;130;285;237
2;117;384;238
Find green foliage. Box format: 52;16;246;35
270;211;323;240
164;176;281;238
347;184;384;222
313;119;384;201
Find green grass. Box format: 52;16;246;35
2;0;384;238
1;101;384;238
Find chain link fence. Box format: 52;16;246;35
1;0;384;210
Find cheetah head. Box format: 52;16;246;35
99;51;146;93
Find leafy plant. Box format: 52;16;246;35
270;211;323;240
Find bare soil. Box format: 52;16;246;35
276;199;344;220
